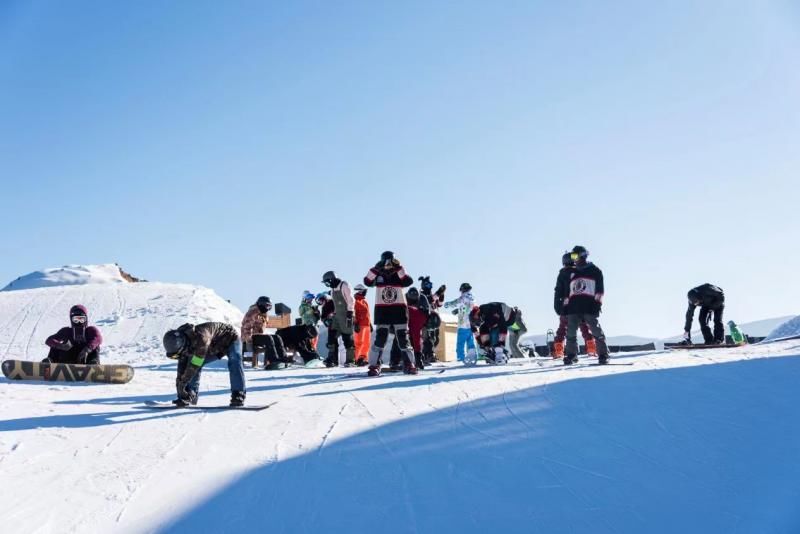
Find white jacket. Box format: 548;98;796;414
444;292;474;329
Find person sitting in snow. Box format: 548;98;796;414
162;322;246;407
43;304;103;365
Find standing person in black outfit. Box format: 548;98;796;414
561;245;611;365
363;251;416;376
684;284;725;345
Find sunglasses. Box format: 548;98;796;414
71;316;87;324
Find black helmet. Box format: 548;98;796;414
459;282;472;293
562;252;575;267
163;329;187;359
321;271;338;287
407;287;420;304
256;296;272;313
571;245;589;259
687;288;700;305
354;283;368;295
380;251;395;262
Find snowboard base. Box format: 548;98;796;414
143;400;276;411
2;359;134;384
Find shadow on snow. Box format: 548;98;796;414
156;356;800;534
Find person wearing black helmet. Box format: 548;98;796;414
684;284;725;344
419;276;446;364
560;246;610;365
321;271;356;367
162;322;245;407
241;296;272;367
552;253;595;359
363;251;416;376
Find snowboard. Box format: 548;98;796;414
666;344;740;350
380;367;446;374
1;359;134;384
143;400;276;411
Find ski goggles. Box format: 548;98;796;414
71;315;87;324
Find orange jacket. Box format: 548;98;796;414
354;295;371;327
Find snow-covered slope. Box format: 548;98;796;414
2;339;799;532
0;281;243;365
1;269;799;533
764;315;800;342
2;264;131;291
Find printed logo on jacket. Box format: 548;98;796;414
377;286;406;306
569;277;597;298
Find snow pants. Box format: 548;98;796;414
422;328;440;362
252;334;290;367
565;314;609;358
508;328;527;358
369;324;415;367
46;346;100;365
179;339;245;396
699;305;725;344
353;326;371;362
456;327;476;361
326;327;355;365
554;315;593;343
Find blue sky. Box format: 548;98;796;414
1;1;798;338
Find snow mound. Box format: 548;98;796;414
764;315;800;342
2;264;130;291
0;280;243;365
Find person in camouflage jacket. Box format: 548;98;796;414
241;296;272;367
163;321;245;406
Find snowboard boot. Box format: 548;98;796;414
230;391;246;407
553;341;565;359
598;355;609;365
367;365;381;377
403;364;418;375
585;339;597;357
323;358;338;368
563;354;577;366
355;357;368;367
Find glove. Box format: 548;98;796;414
346;311;354;330
77;347;90;364
56;340;73;352
176;379;197;404
323;318;333;328
354;323;361;333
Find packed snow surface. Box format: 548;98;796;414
764;315;800;342
1;281;798;533
2;264;130;292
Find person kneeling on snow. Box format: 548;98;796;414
43;304;103;365
469;302;516;365
275;324;321;365
163;322;246;407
